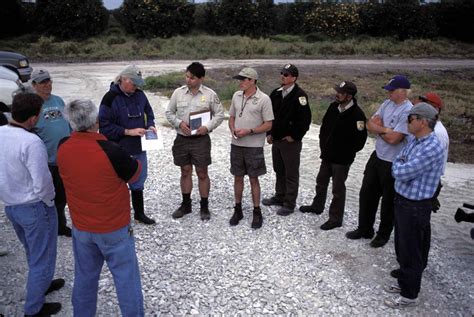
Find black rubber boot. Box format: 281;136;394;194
132;190;155;225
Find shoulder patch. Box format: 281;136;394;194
357;121;365;131
298;96;307;106
100;91;119;108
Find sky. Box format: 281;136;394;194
102;0;293;10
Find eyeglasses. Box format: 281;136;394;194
280;72;290;77
407;115;421;123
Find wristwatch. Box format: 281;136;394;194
250;129;255;135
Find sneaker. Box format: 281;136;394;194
58;226;72;237
384;283;401;294
345;228;374;240
45;278;65;295
262;196;284;206
200;207;211;221
320;220;342;231
299;205;324;214
172;203;192;219
384;295;418;308
276;206;294;216
370;235;388;248
26;302;62;316
390;268;402;279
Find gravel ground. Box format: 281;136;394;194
1;60;473;316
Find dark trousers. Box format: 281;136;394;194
272;140;302;209
49;165;67;231
358;151;395;239
394;194;432;299
313;160;350;224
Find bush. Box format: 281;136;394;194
0;0;26;38
304;4;361;38
35;0;108;40
120;0;194;38
436;1;474;43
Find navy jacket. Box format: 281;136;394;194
99;83;155;155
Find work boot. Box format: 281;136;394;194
262;196;284;206
26;302;62;316
45;278;65;295
370;235;389;248
200;198;211;220
345;228;374;240
229;204;243;226
299;198;324;214
251;207;263;229
276;206;294;216
132;190;155;224
320;220;342;231
172;201;192;219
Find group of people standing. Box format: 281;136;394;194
0;61;449;315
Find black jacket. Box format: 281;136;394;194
320;99;367;165
268;84;312;141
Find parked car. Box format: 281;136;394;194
0;50;33;82
0;66;25;124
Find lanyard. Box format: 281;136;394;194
239;92;256;118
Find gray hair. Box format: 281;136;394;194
64;99;98;131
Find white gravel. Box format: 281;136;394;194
0;60;473;316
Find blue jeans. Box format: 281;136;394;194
394;194;432;299
129;152;147;191
72;224;144;317
5;201;58;315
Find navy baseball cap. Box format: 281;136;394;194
382;75;411;91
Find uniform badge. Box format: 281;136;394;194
357;121;365;131
215;96;221;105
299;96;307;106
201;96;206;103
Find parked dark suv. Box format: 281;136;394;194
0;50;33;82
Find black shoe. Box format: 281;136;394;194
390;268;402;279
276;206;294;216
345;228;375;240
58;226;72;237
229;205;243;226
200;206;211;221
45;278;65;295
299;205;324;214
26;302;62;316
251;208;263;229
320;220;342;231
134;213;156;225
370;235;389;248
454;208;465;223
262;196;284;206
172;203;192;219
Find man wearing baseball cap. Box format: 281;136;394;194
262;64;312;217
228;67;274;229
99;65;156;225
346;75;413;248
300;81;367;230
384;102;444;308
32;69;72;237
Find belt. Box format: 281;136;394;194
177;134;206;139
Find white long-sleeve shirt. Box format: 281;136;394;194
0;125;55;206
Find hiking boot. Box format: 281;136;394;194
384;283;401;294
276;206;294;216
384;295;418;309
251;208;263;229
370;235;389;248
26;302;62;316
229;205;243;226
200;206;211;221
390;268;402;279
45;278;65;295
299;205;324;214
172;203;192;219
262;196;284;206
345;228;374;240
320;220;342;231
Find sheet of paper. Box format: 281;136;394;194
141;129;164;151
189;110;211;135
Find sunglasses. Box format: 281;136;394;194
280;72;291;77
407;115;421;123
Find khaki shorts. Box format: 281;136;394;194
230;144;266;177
172;134;211;167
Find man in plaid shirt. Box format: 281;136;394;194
384;103;444;309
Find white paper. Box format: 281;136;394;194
190;110;211;135
141;129;164;151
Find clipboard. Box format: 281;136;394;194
189;109;211;135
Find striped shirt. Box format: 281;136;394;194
392;132;444;201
